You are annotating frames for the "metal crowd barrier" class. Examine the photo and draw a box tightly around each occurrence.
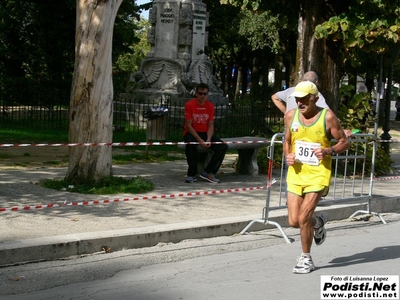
[240,133,386,243]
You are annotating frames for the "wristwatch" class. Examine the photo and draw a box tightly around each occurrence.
[331,147,336,155]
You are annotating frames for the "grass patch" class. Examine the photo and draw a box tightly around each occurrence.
[41,176,154,195]
[0,125,183,154]
[0,126,69,143]
[0,125,145,144]
[0,153,12,159]
[0,125,185,166]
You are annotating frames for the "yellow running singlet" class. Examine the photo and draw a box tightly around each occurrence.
[286,108,332,187]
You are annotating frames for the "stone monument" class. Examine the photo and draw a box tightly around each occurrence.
[129,0,226,104]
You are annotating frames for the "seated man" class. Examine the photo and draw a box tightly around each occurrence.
[183,83,228,183]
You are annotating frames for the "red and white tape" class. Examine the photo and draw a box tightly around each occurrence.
[373,175,400,181]
[0,180,276,212]
[377,139,400,143]
[0,137,399,148]
[0,140,270,148]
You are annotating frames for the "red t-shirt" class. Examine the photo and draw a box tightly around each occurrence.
[183,99,215,135]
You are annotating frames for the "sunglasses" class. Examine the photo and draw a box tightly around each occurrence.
[197,92,208,96]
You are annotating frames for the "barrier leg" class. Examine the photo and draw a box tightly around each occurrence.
[349,210,387,225]
[349,197,387,224]
[240,218,292,244]
[240,134,292,243]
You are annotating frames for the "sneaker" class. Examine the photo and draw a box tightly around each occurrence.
[185,176,197,183]
[314,213,327,246]
[199,171,220,183]
[293,255,316,274]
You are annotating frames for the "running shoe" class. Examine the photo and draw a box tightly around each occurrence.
[199,171,220,183]
[293,255,316,274]
[185,176,197,183]
[314,213,327,246]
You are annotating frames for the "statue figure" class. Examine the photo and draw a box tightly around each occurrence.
[129,71,149,90]
[127,0,226,105]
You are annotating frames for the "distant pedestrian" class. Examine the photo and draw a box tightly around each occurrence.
[395,96,400,121]
[183,83,228,184]
[271,71,329,114]
[284,81,349,274]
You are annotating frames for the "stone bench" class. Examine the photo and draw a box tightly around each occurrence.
[178,137,269,176]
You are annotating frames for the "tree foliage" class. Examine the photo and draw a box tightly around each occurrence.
[220,0,261,10]
[0,0,76,108]
[114,17,150,93]
[314,0,400,68]
[238,10,284,53]
[0,0,75,80]
[0,0,143,107]
[220,0,400,85]
[206,0,297,99]
[203,0,249,98]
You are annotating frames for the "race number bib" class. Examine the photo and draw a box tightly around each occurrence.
[295,140,321,166]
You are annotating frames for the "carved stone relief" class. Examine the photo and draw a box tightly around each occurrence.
[178,29,192,46]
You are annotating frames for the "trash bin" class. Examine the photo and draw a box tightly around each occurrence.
[143,106,168,140]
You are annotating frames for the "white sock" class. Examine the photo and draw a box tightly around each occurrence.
[314,216,322,229]
[301,253,311,258]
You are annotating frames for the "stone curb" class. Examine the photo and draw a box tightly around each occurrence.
[0,197,399,267]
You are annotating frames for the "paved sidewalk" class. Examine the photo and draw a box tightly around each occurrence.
[1,102,400,266]
[1,150,400,266]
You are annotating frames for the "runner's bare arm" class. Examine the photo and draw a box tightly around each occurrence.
[326,110,350,155]
[284,109,296,165]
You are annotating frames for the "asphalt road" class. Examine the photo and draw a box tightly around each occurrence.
[0,212,399,300]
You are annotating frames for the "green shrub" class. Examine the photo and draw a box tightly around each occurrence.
[338,85,391,175]
[337,86,375,132]
[42,176,154,195]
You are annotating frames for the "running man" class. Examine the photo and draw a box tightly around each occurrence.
[284,81,349,274]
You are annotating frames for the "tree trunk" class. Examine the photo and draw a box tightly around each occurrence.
[65,0,123,184]
[235,67,242,98]
[241,60,249,97]
[274,60,284,91]
[296,0,342,113]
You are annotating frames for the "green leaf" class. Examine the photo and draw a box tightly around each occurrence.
[347,37,358,48]
[353,28,364,39]
[251,0,259,10]
[340,19,349,32]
